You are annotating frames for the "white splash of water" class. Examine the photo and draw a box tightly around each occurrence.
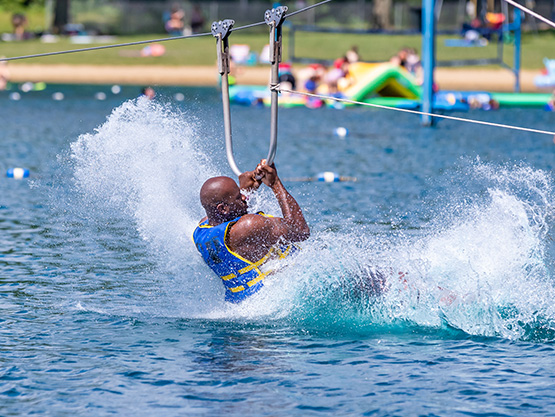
[410,163,555,340]
[70,98,223,313]
[215,161,555,341]
[68,101,555,340]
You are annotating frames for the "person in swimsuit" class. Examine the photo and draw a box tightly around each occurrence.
[193,160,310,302]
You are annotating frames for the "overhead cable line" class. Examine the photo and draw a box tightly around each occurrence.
[276,87,555,136]
[230,21,267,32]
[0,32,212,62]
[286,0,333,18]
[503,0,555,29]
[228,0,333,32]
[0,0,333,63]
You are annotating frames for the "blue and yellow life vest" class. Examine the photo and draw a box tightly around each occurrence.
[192,213,298,303]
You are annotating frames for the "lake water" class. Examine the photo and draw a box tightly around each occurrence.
[1,84,554,416]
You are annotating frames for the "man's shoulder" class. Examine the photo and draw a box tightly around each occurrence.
[231,213,278,238]
[196,216,208,226]
[234,213,270,228]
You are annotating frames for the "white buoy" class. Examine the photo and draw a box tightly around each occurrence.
[317,171,340,182]
[174,93,185,102]
[9,92,21,101]
[6,168,30,179]
[20,82,34,93]
[111,85,121,94]
[334,127,348,138]
[94,92,107,100]
[52,92,64,101]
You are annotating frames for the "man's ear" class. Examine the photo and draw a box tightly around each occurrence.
[216,203,229,215]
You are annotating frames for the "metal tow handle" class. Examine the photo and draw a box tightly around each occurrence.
[211,8,287,178]
[264,6,287,167]
[211,19,241,176]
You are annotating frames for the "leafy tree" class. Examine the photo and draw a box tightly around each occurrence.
[0,0,43,11]
[53,0,69,33]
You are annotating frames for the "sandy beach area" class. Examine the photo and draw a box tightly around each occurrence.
[7,63,544,92]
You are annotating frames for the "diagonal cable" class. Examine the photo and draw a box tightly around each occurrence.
[276,87,555,136]
[503,0,555,29]
[287,0,334,18]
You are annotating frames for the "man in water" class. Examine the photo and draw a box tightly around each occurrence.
[193,160,310,303]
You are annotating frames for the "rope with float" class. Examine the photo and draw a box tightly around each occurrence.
[275,88,555,136]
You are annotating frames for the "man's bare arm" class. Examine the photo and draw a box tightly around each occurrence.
[238,170,261,191]
[227,214,281,262]
[255,162,310,242]
[228,162,309,262]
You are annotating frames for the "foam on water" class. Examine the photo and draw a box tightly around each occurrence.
[69,98,223,313]
[69,100,555,341]
[209,168,555,341]
[278,161,555,341]
[418,162,555,340]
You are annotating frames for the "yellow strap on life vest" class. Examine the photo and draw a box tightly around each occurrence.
[230,272,267,293]
[273,244,293,259]
[246,273,266,288]
[237,247,275,275]
[221,273,236,281]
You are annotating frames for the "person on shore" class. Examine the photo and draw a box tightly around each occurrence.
[165,4,186,35]
[325,57,350,96]
[193,160,310,303]
[301,63,325,108]
[11,13,28,41]
[190,5,205,34]
[278,62,296,91]
[390,47,422,84]
[346,45,360,64]
[390,48,410,69]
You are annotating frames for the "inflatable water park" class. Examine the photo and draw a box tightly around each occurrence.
[228,2,553,113]
[230,61,553,111]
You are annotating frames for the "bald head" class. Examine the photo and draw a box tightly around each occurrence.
[200,176,248,223]
[200,176,237,207]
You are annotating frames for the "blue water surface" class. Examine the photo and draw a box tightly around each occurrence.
[1,84,554,416]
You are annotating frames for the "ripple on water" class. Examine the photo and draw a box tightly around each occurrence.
[0,88,554,416]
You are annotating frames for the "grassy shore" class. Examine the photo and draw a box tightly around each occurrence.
[3,31,554,69]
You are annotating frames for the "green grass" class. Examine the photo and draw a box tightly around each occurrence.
[287,30,555,69]
[2,29,553,69]
[0,5,47,34]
